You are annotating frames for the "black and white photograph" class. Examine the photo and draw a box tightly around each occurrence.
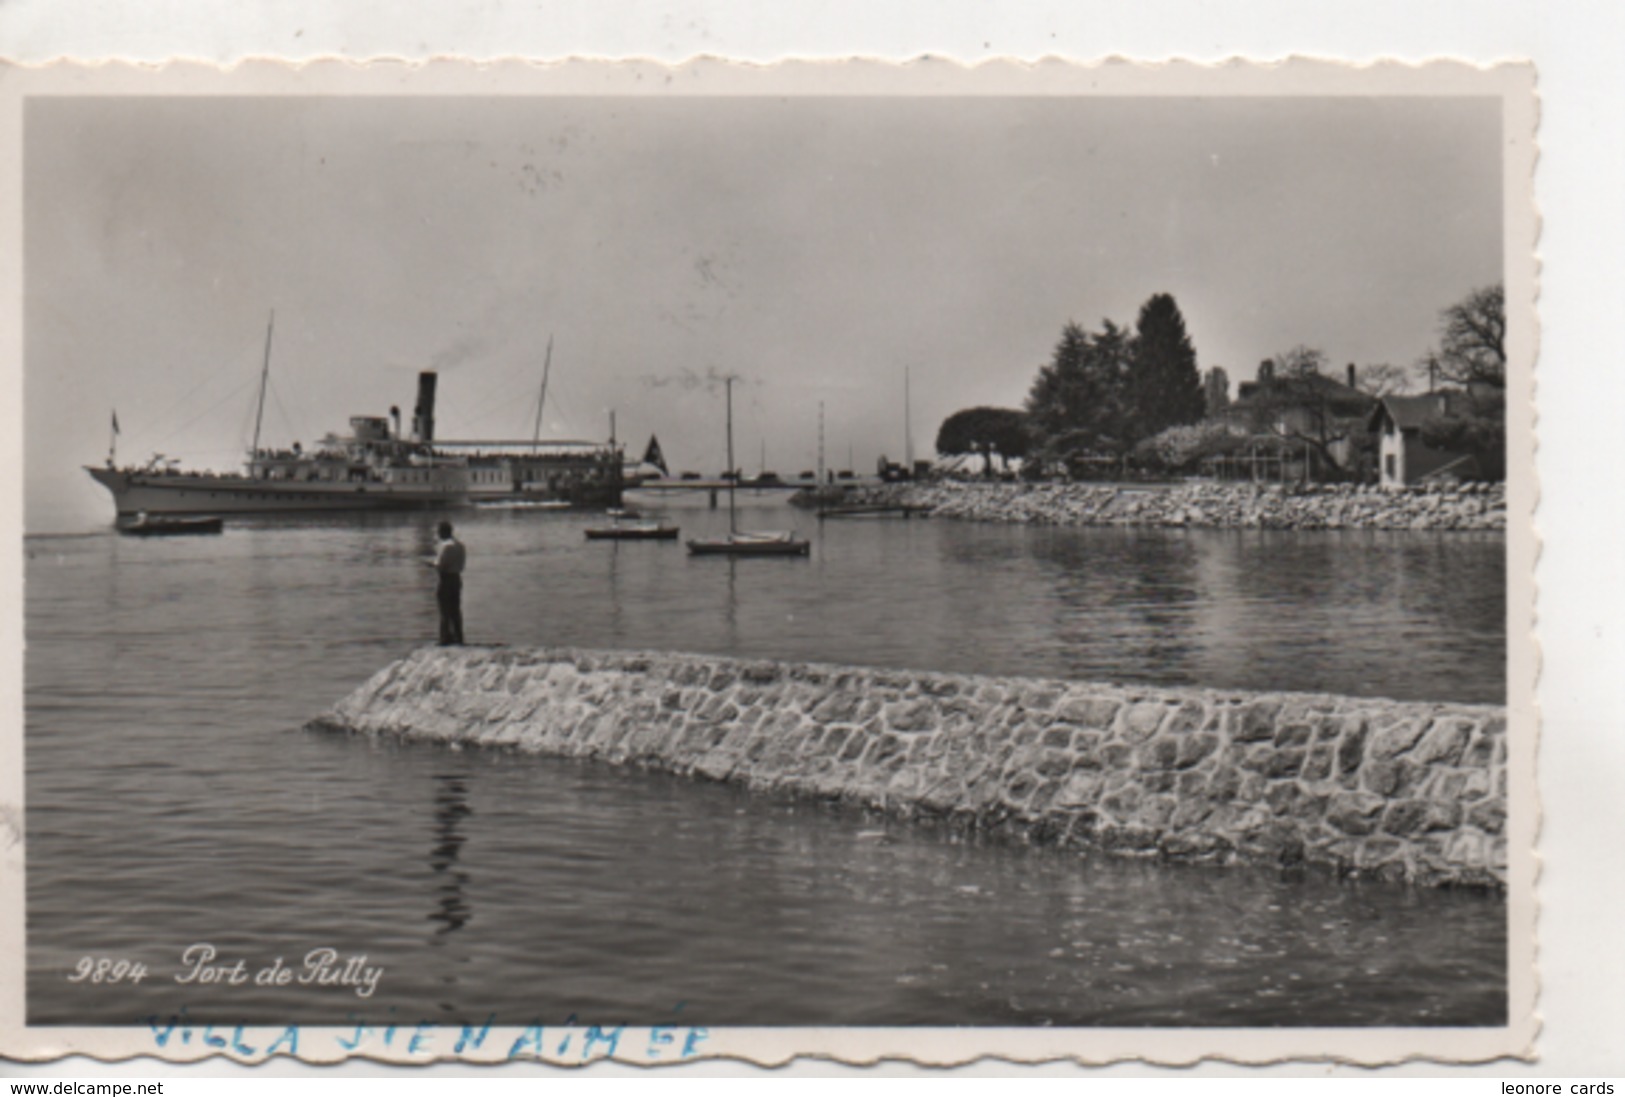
[3,59,1536,1065]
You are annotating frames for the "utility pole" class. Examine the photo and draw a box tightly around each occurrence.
[904,367,914,472]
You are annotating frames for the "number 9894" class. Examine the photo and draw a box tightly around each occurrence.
[67,956,149,984]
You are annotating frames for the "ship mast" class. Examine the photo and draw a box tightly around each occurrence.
[250,310,275,463]
[531,334,553,453]
[817,401,825,486]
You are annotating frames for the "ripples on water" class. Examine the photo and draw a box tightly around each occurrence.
[24,503,1507,1025]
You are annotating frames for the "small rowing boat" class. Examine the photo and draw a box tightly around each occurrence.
[119,514,225,536]
[686,529,809,556]
[472,498,573,510]
[584,522,680,541]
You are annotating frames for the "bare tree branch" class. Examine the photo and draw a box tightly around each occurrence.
[1434,284,1506,388]
[1354,363,1410,397]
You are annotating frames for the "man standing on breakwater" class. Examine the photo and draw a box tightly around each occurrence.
[426,520,466,646]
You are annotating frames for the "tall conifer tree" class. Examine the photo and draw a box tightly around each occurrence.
[1025,320,1133,453]
[1129,293,1205,439]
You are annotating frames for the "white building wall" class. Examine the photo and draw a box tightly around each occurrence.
[1378,418,1407,488]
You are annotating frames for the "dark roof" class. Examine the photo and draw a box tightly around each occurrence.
[1222,373,1378,425]
[1296,372,1367,400]
[1369,392,1472,432]
[1232,371,1373,416]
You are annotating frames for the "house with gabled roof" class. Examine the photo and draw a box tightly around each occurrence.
[1217,361,1377,479]
[1367,391,1481,488]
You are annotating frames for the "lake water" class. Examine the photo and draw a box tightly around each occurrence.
[24,499,1507,1026]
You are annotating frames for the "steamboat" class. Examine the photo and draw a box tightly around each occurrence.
[86,323,624,518]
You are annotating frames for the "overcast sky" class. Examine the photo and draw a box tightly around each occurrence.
[25,94,1502,531]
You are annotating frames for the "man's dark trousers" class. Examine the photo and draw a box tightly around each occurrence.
[437,573,464,645]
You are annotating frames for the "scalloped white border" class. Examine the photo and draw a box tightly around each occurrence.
[0,56,1539,1069]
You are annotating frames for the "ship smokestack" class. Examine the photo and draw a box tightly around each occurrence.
[412,372,437,444]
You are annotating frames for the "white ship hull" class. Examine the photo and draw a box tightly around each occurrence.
[85,467,467,517]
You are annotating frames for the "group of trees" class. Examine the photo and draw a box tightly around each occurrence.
[1025,293,1206,471]
[934,282,1507,483]
[937,292,1206,475]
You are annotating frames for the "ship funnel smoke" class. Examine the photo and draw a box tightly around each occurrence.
[637,366,752,395]
[413,372,437,443]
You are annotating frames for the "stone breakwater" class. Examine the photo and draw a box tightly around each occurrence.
[312,647,1507,889]
[848,480,1506,531]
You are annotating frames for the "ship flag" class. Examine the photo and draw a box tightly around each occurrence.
[111,410,120,435]
[642,434,669,475]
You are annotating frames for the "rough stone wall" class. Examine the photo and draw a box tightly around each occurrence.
[313,646,1508,889]
[847,480,1506,531]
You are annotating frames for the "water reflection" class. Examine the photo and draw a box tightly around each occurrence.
[1036,530,1204,676]
[597,540,627,645]
[722,560,741,648]
[428,773,473,937]
[980,526,1507,701]
[52,502,1502,701]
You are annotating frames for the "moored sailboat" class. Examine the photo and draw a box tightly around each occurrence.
[685,377,810,557]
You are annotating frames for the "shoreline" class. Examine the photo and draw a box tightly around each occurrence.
[840,480,1506,532]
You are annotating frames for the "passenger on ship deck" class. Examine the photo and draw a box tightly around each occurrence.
[426,520,466,646]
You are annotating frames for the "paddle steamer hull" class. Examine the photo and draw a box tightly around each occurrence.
[85,466,468,517]
[85,368,623,519]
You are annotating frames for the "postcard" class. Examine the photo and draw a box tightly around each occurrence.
[0,57,1536,1066]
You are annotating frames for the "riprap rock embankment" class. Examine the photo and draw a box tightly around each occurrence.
[847,481,1505,531]
[312,647,1507,889]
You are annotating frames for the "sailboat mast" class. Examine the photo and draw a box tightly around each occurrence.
[725,376,737,533]
[531,335,553,453]
[250,310,275,462]
[817,401,825,485]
